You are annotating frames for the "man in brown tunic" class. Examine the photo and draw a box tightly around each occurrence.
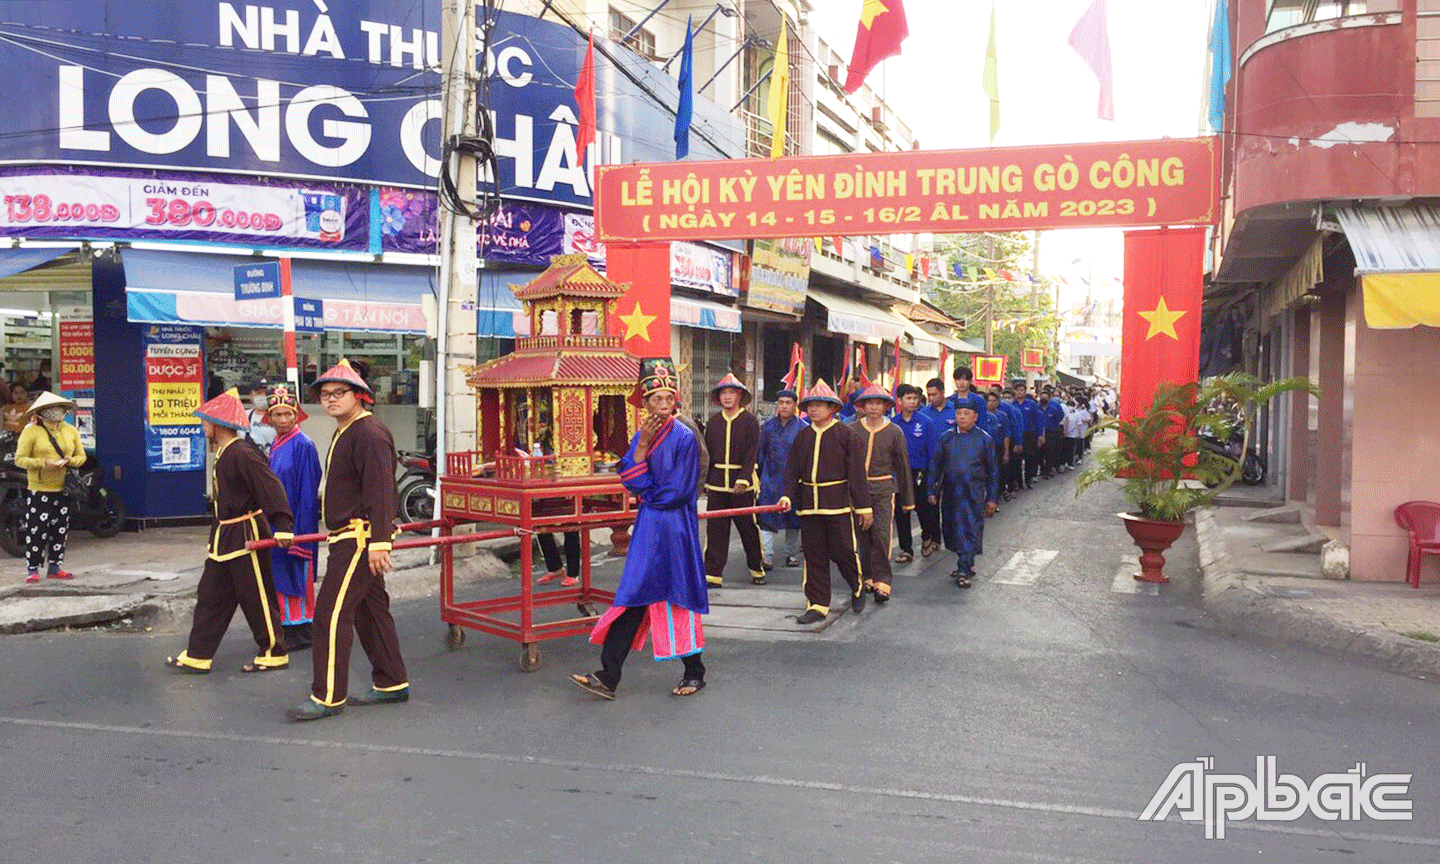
[848,385,915,603]
[779,380,872,625]
[166,388,294,675]
[287,359,409,722]
[703,373,765,586]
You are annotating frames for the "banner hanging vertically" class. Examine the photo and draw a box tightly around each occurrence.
[1120,227,1206,421]
[143,324,206,472]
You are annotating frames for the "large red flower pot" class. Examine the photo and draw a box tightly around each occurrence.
[1119,513,1186,584]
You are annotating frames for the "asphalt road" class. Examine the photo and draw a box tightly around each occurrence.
[1,466,1437,864]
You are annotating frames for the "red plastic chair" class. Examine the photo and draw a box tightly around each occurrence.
[1394,501,1440,588]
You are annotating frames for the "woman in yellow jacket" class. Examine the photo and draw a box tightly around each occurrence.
[14,392,85,583]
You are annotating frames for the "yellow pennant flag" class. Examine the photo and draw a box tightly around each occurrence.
[982,2,1000,144]
[768,28,790,160]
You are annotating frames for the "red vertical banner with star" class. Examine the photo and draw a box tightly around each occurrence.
[606,241,671,358]
[1120,227,1205,422]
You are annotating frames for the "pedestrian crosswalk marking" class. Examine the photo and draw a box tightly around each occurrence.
[990,549,1059,585]
[1111,555,1160,595]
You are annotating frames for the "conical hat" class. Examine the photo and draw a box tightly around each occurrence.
[853,384,895,408]
[26,391,77,417]
[710,372,752,406]
[194,387,249,430]
[798,379,843,408]
[310,358,374,404]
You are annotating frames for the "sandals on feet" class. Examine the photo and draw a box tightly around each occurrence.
[672,678,706,697]
[241,662,287,673]
[892,551,913,564]
[537,570,564,585]
[569,672,616,700]
[164,655,210,674]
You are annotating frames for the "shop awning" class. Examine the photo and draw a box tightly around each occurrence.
[897,318,940,358]
[1336,205,1440,329]
[809,288,906,344]
[0,247,73,280]
[121,249,429,334]
[671,296,741,333]
[931,332,985,355]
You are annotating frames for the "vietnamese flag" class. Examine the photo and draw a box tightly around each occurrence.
[844,0,909,94]
[1119,228,1206,422]
[607,242,671,358]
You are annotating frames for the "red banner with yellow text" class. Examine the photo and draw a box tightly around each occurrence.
[596,138,1218,243]
[1120,228,1206,422]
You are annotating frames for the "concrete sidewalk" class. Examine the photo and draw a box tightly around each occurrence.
[1196,503,1440,680]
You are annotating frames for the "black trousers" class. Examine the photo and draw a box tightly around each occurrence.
[1008,441,1024,493]
[704,488,763,583]
[895,469,939,554]
[994,441,1010,494]
[538,532,581,577]
[1043,432,1064,475]
[1023,433,1041,485]
[185,552,287,669]
[310,538,408,707]
[799,513,863,614]
[599,605,704,690]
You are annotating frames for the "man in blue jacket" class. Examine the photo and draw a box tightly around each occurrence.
[920,377,954,431]
[998,389,1024,498]
[1039,387,1066,479]
[984,390,1012,503]
[946,366,988,419]
[1012,380,1044,489]
[891,384,941,561]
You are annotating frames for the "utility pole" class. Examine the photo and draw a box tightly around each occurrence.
[434,0,479,515]
[984,234,996,354]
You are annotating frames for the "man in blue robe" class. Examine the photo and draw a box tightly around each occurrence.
[757,389,804,568]
[928,402,999,589]
[264,384,321,650]
[572,358,708,700]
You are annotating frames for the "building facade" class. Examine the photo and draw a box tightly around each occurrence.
[1210,0,1439,582]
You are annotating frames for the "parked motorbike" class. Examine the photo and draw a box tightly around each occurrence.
[0,432,126,558]
[396,448,436,528]
[1200,429,1266,486]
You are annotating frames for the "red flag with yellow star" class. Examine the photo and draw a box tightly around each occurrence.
[607,241,671,358]
[1120,228,1205,422]
[844,0,909,94]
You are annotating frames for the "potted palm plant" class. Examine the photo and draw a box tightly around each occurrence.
[1075,373,1318,583]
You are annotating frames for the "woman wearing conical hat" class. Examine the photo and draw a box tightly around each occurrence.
[13,392,85,583]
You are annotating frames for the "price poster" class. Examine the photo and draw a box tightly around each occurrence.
[143,324,205,472]
[58,315,95,391]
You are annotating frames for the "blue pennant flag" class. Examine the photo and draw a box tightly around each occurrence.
[674,17,695,159]
[1207,0,1232,133]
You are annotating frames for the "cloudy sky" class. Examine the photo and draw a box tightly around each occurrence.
[806,0,1215,304]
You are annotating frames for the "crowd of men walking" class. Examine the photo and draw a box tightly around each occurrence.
[155,353,1114,709]
[699,363,1112,616]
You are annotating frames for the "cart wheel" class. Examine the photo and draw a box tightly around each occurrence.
[446,624,466,650]
[519,643,541,673]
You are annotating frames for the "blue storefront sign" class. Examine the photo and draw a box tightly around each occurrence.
[0,4,743,205]
[234,261,281,300]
